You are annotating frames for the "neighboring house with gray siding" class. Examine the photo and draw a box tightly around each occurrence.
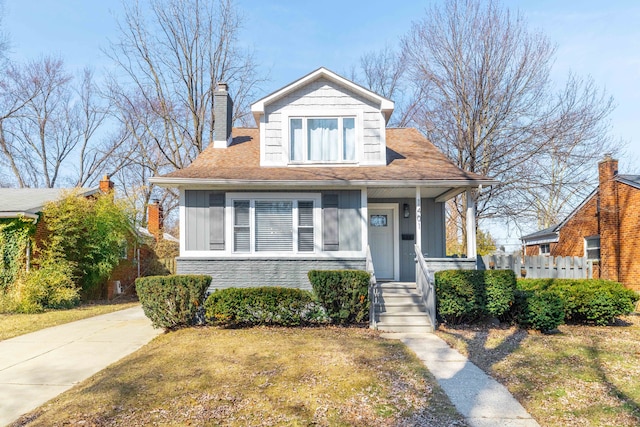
[150,67,495,291]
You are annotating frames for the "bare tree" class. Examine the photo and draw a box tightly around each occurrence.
[401,0,616,237]
[104,0,264,171]
[0,57,77,187]
[353,45,422,127]
[73,69,133,187]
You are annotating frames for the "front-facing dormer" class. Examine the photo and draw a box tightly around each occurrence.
[250,67,394,167]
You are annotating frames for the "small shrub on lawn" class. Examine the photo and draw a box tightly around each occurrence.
[435,270,516,323]
[511,289,565,332]
[7,259,80,313]
[136,275,210,330]
[518,279,638,325]
[308,270,370,325]
[485,270,517,318]
[204,287,327,327]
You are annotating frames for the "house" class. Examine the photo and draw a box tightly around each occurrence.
[521,154,640,291]
[0,185,103,275]
[150,68,496,291]
[0,177,177,299]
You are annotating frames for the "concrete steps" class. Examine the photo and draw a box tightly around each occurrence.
[373,282,434,333]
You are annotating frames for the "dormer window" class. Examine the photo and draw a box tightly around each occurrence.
[290,117,355,162]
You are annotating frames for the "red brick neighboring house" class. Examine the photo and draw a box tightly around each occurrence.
[0,176,176,299]
[521,155,640,291]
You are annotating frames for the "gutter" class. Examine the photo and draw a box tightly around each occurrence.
[0,212,39,220]
[149,177,500,189]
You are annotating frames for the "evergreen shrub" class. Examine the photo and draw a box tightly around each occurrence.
[511,288,564,332]
[136,274,210,330]
[204,287,327,327]
[434,269,516,323]
[518,279,638,325]
[308,270,370,325]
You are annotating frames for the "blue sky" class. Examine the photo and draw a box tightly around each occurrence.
[4,0,639,245]
[4,1,638,165]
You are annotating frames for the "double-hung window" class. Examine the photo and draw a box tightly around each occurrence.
[585,236,600,260]
[539,243,550,255]
[290,117,355,162]
[231,195,319,254]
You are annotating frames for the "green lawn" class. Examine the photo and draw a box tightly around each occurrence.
[12,327,466,427]
[437,314,640,426]
[0,300,140,341]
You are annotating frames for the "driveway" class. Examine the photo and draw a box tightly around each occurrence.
[0,306,161,426]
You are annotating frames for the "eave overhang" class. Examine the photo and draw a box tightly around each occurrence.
[150,176,498,189]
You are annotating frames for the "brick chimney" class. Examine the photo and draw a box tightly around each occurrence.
[99,174,114,193]
[213,82,233,148]
[598,153,619,281]
[147,199,164,241]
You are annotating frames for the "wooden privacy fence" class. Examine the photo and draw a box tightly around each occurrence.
[480,254,593,279]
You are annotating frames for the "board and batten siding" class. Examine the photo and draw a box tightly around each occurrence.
[184,189,362,253]
[368,198,446,282]
[262,78,385,165]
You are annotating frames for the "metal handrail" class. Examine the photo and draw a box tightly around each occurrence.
[415,244,437,329]
[366,245,378,328]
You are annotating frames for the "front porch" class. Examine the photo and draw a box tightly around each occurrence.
[366,185,479,282]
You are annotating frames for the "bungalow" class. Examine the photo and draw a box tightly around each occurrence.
[150,67,495,292]
[522,154,640,291]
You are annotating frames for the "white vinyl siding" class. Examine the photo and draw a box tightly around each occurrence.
[260,78,385,166]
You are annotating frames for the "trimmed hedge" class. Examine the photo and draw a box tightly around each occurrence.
[511,289,565,332]
[204,287,327,327]
[518,279,639,326]
[435,270,516,323]
[308,270,370,325]
[136,275,211,330]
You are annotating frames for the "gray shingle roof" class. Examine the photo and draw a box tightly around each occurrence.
[0,188,99,218]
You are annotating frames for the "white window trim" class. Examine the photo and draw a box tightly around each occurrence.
[539,243,550,256]
[584,235,601,261]
[226,192,322,257]
[180,190,369,259]
[283,109,363,166]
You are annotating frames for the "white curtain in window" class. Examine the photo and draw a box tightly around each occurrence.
[290,118,304,161]
[343,117,355,160]
[308,118,338,161]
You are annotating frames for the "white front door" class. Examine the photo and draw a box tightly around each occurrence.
[368,205,398,280]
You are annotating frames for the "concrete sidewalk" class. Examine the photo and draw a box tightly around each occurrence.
[0,306,161,426]
[382,332,540,427]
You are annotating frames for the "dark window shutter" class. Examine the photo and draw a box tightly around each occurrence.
[209,192,225,250]
[323,193,339,251]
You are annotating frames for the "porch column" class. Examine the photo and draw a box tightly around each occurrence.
[416,187,422,252]
[466,188,477,259]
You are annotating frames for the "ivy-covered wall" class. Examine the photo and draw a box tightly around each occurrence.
[0,218,35,290]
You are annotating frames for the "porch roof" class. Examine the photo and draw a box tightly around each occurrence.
[152,128,496,196]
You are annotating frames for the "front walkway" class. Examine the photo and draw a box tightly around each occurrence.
[0,306,161,426]
[382,332,540,427]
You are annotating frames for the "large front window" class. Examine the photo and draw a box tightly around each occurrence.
[232,196,318,253]
[290,117,355,162]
